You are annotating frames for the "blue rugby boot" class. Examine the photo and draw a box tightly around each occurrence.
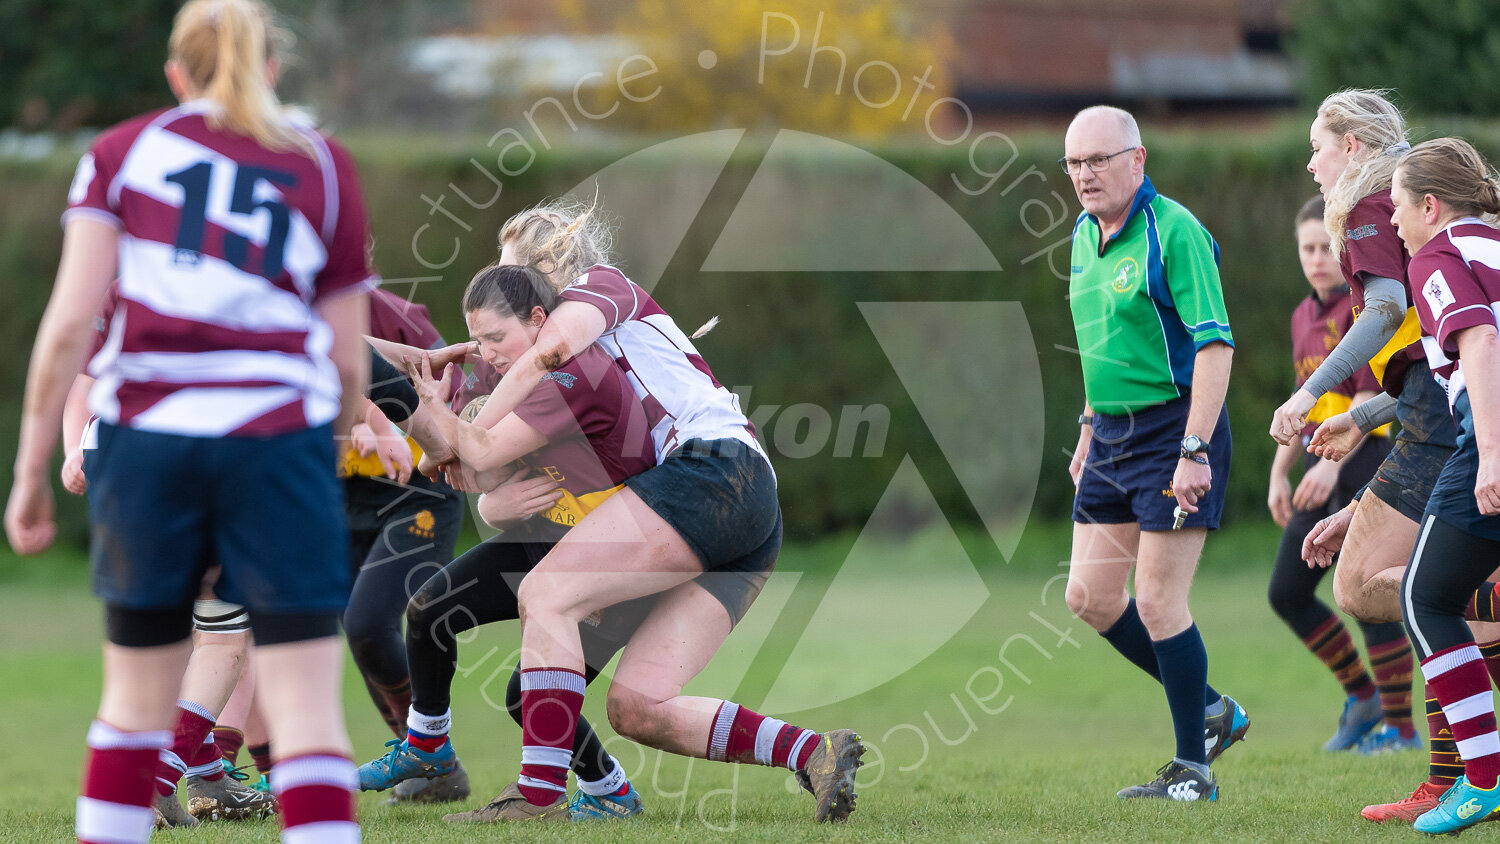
[569,784,643,820]
[1324,693,1383,752]
[1414,775,1500,834]
[1355,725,1424,755]
[1204,694,1250,764]
[358,737,456,791]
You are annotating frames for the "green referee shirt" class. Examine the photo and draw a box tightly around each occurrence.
[1069,176,1233,414]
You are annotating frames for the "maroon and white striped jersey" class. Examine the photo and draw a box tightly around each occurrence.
[65,100,378,437]
[558,265,766,465]
[1412,219,1500,410]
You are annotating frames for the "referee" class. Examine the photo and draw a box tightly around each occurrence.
[1060,106,1249,802]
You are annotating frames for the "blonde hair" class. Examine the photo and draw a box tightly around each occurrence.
[1396,138,1500,223]
[169,0,311,156]
[497,199,614,291]
[1317,89,1409,253]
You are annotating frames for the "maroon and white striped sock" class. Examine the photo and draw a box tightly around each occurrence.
[212,726,244,765]
[1422,643,1500,789]
[186,731,226,781]
[707,702,820,771]
[156,700,215,794]
[271,753,358,843]
[517,667,585,806]
[77,721,168,844]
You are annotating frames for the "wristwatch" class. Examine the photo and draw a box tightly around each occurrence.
[1078,414,1094,427]
[1180,435,1209,463]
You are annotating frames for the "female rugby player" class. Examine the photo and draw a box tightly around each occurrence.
[6,2,373,840]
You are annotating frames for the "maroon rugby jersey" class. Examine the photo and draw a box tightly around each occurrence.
[1341,190,1423,388]
[558,264,763,463]
[510,344,655,528]
[66,100,378,436]
[1291,287,1380,435]
[1410,219,1500,411]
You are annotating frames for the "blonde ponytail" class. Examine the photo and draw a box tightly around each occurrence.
[170,0,313,156]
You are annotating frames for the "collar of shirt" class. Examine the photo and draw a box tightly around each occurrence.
[1086,175,1158,252]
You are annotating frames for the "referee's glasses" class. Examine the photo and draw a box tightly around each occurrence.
[1059,147,1139,176]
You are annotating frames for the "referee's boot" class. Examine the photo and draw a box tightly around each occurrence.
[1204,694,1250,763]
[358,737,456,791]
[1117,760,1218,802]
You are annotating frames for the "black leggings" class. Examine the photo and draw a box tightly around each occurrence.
[1268,441,1393,638]
[405,535,624,783]
[343,487,464,690]
[1403,515,1500,660]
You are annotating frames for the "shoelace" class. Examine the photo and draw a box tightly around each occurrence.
[222,762,256,783]
[378,738,406,773]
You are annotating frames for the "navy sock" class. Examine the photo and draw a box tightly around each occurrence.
[1153,625,1211,765]
[1100,600,1220,706]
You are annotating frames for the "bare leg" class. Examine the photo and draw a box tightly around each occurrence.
[1334,493,1418,623]
[1064,522,1141,631]
[253,637,351,760]
[605,582,733,756]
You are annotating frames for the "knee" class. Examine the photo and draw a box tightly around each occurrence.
[1064,578,1123,631]
[1133,593,1183,637]
[517,576,572,625]
[605,685,660,745]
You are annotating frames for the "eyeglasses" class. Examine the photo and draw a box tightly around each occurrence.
[1058,147,1139,176]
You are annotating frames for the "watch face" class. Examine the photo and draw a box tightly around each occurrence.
[1182,435,1203,454]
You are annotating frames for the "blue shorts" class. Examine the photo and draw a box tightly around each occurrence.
[625,438,780,625]
[1072,396,1232,531]
[1367,361,1458,522]
[1426,394,1500,542]
[88,423,350,615]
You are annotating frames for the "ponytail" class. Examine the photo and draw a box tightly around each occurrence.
[169,0,313,156]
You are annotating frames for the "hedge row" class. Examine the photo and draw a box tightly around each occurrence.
[5,119,1496,551]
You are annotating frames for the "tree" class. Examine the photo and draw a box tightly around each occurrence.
[567,0,953,136]
[1290,0,1500,115]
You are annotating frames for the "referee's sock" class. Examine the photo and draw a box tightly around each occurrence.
[1152,625,1210,766]
[1102,600,1221,708]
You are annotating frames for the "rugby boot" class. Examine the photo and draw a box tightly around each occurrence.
[153,791,199,829]
[184,772,277,820]
[1414,776,1500,834]
[1204,694,1250,764]
[384,760,471,805]
[1354,725,1423,755]
[1361,781,1446,823]
[442,781,569,822]
[1117,760,1217,802]
[358,737,456,791]
[1324,693,1383,751]
[569,784,644,820]
[803,729,864,822]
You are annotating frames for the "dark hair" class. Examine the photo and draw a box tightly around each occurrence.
[1295,195,1325,228]
[462,264,557,321]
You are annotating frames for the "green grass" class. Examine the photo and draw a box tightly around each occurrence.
[0,522,1444,842]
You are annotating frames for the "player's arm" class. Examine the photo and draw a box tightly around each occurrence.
[367,334,476,373]
[1459,324,1500,515]
[60,374,95,495]
[1272,275,1405,443]
[467,300,608,430]
[6,218,118,554]
[316,291,371,439]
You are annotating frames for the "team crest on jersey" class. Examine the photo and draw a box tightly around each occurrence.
[543,372,577,389]
[1347,224,1379,241]
[1111,257,1140,293]
[1422,269,1457,314]
[408,510,436,539]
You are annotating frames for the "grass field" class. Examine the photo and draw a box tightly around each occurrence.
[0,521,1452,842]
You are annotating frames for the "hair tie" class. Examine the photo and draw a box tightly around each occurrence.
[1386,141,1411,155]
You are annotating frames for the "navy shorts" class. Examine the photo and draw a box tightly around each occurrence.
[1072,396,1232,531]
[88,423,350,615]
[1367,361,1458,522]
[625,438,780,626]
[1425,393,1500,542]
